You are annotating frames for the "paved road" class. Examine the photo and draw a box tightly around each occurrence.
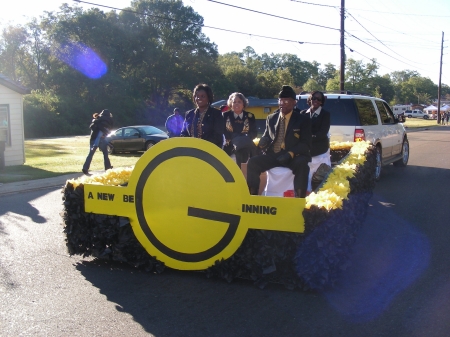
[1,128,450,336]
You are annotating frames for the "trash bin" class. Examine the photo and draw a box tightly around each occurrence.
[0,140,5,170]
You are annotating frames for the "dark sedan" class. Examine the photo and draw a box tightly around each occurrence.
[106,125,168,154]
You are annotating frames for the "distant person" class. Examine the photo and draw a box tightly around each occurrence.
[223,92,258,168]
[246,85,312,198]
[180,83,224,147]
[165,108,184,137]
[82,109,113,175]
[300,91,331,193]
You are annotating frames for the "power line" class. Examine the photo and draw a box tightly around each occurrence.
[206,0,339,31]
[345,31,432,73]
[346,10,430,65]
[346,6,450,18]
[345,44,395,72]
[289,0,337,8]
[289,0,450,18]
[72,0,338,47]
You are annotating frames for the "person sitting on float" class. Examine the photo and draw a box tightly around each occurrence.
[300,91,331,193]
[246,85,312,198]
[223,92,258,168]
[180,83,224,147]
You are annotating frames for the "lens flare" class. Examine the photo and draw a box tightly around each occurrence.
[322,196,430,323]
[55,41,107,79]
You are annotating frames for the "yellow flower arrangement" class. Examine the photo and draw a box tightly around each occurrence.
[305,141,370,211]
[68,166,134,189]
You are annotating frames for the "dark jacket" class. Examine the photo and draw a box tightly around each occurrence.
[262,107,311,159]
[301,108,330,156]
[180,106,224,147]
[89,113,113,142]
[223,110,257,151]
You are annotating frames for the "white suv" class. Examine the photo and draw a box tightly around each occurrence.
[404,110,431,119]
[296,93,409,180]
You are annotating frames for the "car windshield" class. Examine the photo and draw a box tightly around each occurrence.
[138,126,165,135]
[296,96,360,126]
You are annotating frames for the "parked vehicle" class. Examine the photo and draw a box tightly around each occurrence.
[106,125,169,154]
[296,92,409,181]
[404,110,430,119]
[392,104,411,117]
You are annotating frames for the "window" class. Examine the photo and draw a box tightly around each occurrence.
[123,128,139,137]
[263,107,271,114]
[0,105,10,145]
[355,99,379,126]
[376,101,394,124]
[296,97,360,126]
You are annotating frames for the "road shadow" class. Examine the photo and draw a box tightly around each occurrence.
[75,260,334,337]
[0,188,54,225]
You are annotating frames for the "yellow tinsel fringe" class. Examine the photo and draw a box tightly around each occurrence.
[68,166,134,189]
[305,141,370,211]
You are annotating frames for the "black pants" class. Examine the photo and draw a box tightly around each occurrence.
[247,150,310,192]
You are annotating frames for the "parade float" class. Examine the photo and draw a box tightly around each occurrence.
[62,138,376,290]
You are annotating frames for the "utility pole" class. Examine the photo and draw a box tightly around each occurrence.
[437,31,444,124]
[340,0,345,92]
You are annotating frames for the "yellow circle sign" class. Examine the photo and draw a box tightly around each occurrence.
[84,138,305,270]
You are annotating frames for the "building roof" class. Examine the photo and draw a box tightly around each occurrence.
[0,74,31,95]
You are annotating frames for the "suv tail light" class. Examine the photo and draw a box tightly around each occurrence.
[354,129,365,142]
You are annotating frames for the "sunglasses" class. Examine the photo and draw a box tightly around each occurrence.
[311,97,322,101]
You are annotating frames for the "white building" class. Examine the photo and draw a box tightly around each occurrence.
[0,74,30,167]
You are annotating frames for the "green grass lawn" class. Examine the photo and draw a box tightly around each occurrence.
[402,117,443,128]
[0,136,141,183]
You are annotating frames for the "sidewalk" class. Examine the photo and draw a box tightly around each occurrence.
[0,172,87,196]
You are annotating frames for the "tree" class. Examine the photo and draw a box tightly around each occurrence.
[0,25,29,83]
[303,78,322,92]
[390,70,419,86]
[400,76,437,105]
[316,63,337,89]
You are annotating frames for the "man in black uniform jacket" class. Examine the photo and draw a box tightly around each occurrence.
[246,85,312,198]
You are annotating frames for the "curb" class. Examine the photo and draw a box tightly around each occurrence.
[0,172,85,196]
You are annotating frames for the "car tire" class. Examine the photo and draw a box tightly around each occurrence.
[145,141,155,151]
[423,115,429,120]
[407,115,412,118]
[375,145,382,181]
[393,138,409,167]
[107,144,114,155]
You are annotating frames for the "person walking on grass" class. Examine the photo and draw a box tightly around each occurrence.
[82,109,113,175]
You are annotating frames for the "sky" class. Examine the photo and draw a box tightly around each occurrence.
[1,0,449,85]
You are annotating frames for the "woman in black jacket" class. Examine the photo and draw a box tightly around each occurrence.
[301,91,331,192]
[82,109,113,175]
[223,92,258,168]
[180,83,223,147]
